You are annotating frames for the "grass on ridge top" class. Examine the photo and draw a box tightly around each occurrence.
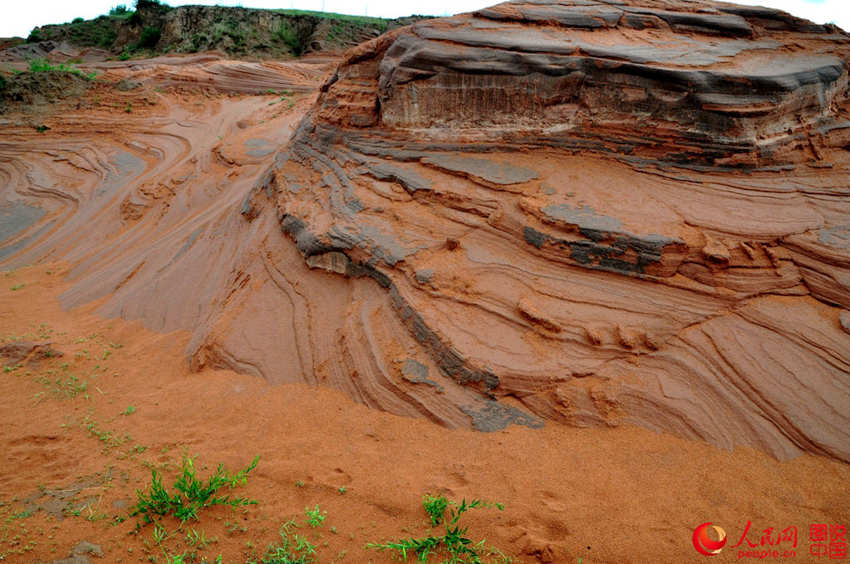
[271,8,393,26]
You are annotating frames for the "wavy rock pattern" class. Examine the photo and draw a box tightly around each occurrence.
[2,0,849,463]
[268,0,850,461]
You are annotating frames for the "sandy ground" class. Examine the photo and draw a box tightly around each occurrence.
[0,263,848,563]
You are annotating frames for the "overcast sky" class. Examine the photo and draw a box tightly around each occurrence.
[0,0,846,38]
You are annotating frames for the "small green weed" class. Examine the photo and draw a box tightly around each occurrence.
[82,417,129,450]
[132,455,259,524]
[255,520,316,564]
[35,373,88,399]
[225,519,247,535]
[367,497,509,563]
[422,493,450,526]
[122,405,136,415]
[11,508,34,519]
[304,505,325,528]
[152,523,168,544]
[185,527,212,549]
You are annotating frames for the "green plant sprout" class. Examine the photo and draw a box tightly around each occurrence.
[132,455,259,524]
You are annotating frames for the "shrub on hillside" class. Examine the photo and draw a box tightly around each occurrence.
[137,26,161,49]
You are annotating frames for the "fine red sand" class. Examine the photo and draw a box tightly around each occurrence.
[1,264,848,563]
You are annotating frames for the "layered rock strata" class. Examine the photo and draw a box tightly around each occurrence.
[256,0,850,461]
[2,0,849,463]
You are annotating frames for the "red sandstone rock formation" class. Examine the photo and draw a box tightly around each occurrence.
[265,0,850,461]
[2,0,849,463]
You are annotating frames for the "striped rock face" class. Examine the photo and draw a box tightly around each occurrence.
[265,0,850,460]
[2,0,849,463]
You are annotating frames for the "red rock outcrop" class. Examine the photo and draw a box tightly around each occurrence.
[2,1,849,464]
[259,0,850,461]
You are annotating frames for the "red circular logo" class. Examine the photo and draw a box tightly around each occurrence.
[693,522,727,556]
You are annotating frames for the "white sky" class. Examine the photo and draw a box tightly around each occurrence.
[0,0,846,38]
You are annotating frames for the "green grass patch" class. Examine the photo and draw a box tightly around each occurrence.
[273,9,388,29]
[132,455,259,524]
[367,495,511,563]
[304,504,325,528]
[422,493,450,526]
[34,373,88,400]
[275,22,307,56]
[254,519,316,564]
[25,58,97,80]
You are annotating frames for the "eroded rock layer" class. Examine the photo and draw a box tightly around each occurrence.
[1,0,849,464]
[260,0,850,461]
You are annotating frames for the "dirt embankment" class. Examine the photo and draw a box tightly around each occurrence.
[0,71,91,112]
[17,2,431,59]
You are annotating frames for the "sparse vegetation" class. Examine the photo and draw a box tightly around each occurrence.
[135,0,166,8]
[82,416,130,451]
[423,493,450,526]
[304,505,326,528]
[273,8,389,30]
[23,4,413,59]
[136,26,162,49]
[33,15,121,49]
[275,22,308,57]
[132,455,259,524]
[34,373,87,400]
[253,520,316,564]
[28,59,59,73]
[25,58,96,81]
[185,527,212,549]
[367,496,510,563]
